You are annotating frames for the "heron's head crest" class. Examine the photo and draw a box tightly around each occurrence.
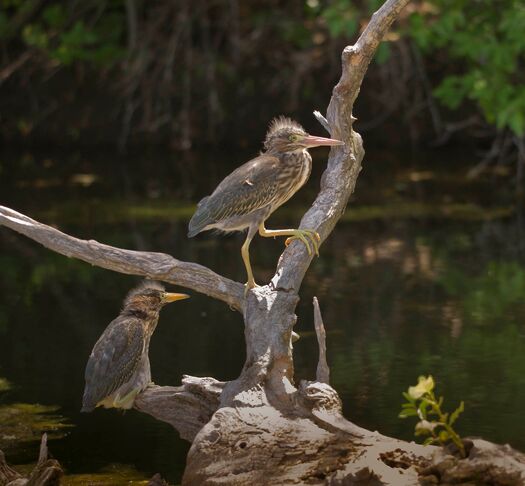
[264,116,307,152]
[264,115,344,153]
[266,116,305,138]
[123,280,165,308]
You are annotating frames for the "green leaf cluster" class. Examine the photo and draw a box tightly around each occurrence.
[321,0,359,38]
[4,2,125,66]
[400,375,466,456]
[319,0,391,64]
[409,0,525,136]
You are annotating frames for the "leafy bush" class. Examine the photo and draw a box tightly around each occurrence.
[409,0,525,137]
[2,2,125,66]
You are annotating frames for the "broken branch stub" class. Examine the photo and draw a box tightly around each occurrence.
[313,297,330,385]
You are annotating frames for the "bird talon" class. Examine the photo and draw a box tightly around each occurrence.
[285,229,322,257]
[306,230,320,256]
[244,281,259,296]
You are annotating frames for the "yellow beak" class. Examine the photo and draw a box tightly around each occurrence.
[163,292,190,303]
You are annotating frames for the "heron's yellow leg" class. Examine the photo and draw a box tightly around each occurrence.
[242,235,257,293]
[113,388,140,409]
[258,224,320,256]
[97,388,139,410]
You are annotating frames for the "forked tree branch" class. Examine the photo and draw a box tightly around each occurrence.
[0,2,410,471]
[272,0,409,292]
[0,206,244,311]
[0,3,407,312]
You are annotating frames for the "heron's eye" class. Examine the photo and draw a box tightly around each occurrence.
[289,134,299,142]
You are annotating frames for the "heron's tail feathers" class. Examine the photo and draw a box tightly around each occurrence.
[188,196,213,237]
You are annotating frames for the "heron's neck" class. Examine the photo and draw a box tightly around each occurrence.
[270,147,306,160]
[279,148,311,165]
[123,305,160,323]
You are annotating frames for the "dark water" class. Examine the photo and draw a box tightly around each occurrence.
[1,147,525,483]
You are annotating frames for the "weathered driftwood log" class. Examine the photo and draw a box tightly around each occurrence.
[0,434,63,486]
[0,450,22,486]
[2,0,525,484]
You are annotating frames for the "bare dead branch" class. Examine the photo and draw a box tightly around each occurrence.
[313,110,331,133]
[313,297,330,384]
[272,0,409,293]
[0,50,34,84]
[0,206,244,311]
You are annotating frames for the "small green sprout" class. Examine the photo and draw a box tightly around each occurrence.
[399,375,466,458]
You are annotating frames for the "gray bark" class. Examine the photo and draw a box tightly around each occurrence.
[0,206,244,311]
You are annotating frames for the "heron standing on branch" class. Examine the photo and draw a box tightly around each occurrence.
[188,116,343,290]
[81,281,189,412]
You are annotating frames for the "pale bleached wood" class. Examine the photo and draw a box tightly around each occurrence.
[313,297,330,385]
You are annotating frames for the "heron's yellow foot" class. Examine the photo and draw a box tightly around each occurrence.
[285,229,320,256]
[244,279,259,296]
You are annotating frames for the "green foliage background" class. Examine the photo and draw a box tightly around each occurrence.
[409,0,525,137]
[1,0,524,148]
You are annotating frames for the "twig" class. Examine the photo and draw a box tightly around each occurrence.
[409,40,444,138]
[467,131,509,179]
[313,297,330,384]
[313,110,331,134]
[0,50,34,84]
[0,205,244,311]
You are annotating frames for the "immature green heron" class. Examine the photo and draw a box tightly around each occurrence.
[81,281,189,412]
[188,116,343,289]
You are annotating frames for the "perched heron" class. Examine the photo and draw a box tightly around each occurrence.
[81,281,189,412]
[188,116,343,289]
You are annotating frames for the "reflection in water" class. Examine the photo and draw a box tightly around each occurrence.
[0,147,524,483]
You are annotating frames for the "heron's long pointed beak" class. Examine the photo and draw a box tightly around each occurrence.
[164,292,190,303]
[302,135,344,147]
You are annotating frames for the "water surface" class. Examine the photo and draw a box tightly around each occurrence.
[0,147,524,483]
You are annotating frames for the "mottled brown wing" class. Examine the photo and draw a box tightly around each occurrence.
[188,154,280,234]
[82,316,144,411]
